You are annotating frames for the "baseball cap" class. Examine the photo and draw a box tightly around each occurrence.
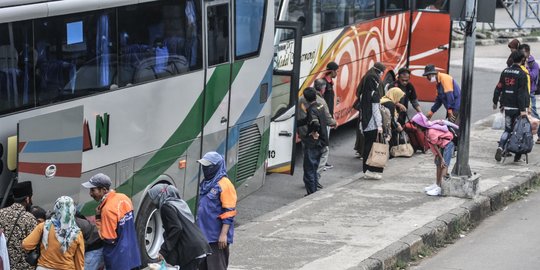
[197,151,223,167]
[82,173,112,189]
[326,61,339,71]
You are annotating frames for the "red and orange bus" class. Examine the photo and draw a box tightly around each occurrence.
[268,0,452,172]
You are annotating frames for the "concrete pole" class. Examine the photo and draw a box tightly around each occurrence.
[452,0,477,177]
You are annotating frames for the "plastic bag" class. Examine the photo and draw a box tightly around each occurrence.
[492,112,504,130]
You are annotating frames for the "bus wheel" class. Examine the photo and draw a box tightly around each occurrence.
[136,193,164,264]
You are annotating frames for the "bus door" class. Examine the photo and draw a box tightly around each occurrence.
[408,0,451,101]
[202,0,232,157]
[17,106,84,208]
[267,21,302,174]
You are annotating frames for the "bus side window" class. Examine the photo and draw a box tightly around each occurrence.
[311,0,375,33]
[118,0,202,86]
[235,0,265,59]
[416,0,449,12]
[0,21,34,115]
[384,0,407,13]
[34,10,117,105]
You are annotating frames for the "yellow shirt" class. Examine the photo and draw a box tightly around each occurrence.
[22,222,85,270]
[520,65,532,108]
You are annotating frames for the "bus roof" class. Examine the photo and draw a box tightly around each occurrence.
[0,0,159,23]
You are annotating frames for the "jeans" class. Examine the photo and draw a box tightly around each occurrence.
[531,94,539,119]
[85,248,104,270]
[498,110,519,149]
[303,146,323,194]
[434,141,455,167]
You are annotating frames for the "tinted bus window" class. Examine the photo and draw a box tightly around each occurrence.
[0,21,34,114]
[207,4,230,66]
[417,0,449,12]
[35,10,117,105]
[235,0,265,59]
[118,0,201,86]
[384,0,408,13]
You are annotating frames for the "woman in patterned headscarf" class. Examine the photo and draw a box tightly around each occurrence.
[23,196,84,270]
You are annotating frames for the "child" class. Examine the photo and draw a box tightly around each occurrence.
[29,205,46,223]
[411,113,456,196]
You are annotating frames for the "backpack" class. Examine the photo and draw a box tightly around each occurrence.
[506,117,534,154]
[380,104,392,135]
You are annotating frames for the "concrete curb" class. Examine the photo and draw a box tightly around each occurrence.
[354,170,540,270]
[451,36,540,48]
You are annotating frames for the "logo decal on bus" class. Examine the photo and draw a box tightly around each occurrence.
[83,113,110,152]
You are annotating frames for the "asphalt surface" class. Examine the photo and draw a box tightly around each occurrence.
[411,187,540,270]
[236,42,540,226]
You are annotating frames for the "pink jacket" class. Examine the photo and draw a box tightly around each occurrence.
[426,128,453,154]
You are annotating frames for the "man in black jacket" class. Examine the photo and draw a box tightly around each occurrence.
[148,184,211,270]
[493,50,530,162]
[297,87,329,195]
[390,67,422,125]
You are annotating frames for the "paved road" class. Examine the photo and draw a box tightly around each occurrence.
[411,188,540,270]
[236,43,540,226]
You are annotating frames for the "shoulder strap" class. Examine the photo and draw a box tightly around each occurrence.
[6,210,25,246]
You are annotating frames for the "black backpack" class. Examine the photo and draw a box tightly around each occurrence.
[506,117,534,154]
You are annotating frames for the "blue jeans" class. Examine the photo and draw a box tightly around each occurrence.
[531,94,539,119]
[435,141,454,167]
[499,110,519,149]
[303,146,323,195]
[85,248,104,270]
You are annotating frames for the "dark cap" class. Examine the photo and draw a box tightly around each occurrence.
[422,64,438,76]
[373,62,386,73]
[13,181,33,199]
[82,173,112,189]
[326,61,339,71]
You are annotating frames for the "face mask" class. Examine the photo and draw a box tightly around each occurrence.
[202,164,219,180]
[430,76,436,83]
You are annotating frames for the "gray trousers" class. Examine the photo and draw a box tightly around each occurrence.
[317,146,329,177]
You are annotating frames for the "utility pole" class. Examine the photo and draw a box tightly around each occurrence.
[452,0,477,177]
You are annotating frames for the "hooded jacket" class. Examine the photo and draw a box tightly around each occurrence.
[525,55,539,94]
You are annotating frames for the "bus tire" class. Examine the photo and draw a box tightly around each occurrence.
[136,192,164,265]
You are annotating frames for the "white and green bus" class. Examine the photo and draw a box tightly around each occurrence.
[0,0,301,263]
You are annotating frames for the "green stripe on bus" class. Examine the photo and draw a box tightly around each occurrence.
[81,61,245,215]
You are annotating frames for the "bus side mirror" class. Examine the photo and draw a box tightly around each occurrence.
[7,136,17,171]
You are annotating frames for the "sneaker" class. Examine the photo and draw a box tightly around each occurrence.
[355,152,361,158]
[536,139,540,144]
[324,163,334,169]
[317,183,324,189]
[495,147,503,162]
[426,186,441,196]
[365,171,382,180]
[364,171,377,179]
[424,183,438,192]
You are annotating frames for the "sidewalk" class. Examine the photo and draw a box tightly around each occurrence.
[229,119,540,270]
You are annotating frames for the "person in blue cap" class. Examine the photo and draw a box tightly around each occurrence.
[196,152,237,270]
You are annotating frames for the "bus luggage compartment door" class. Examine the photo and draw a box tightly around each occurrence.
[267,21,302,175]
[18,106,84,206]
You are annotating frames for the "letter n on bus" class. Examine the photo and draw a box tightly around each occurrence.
[95,113,110,147]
